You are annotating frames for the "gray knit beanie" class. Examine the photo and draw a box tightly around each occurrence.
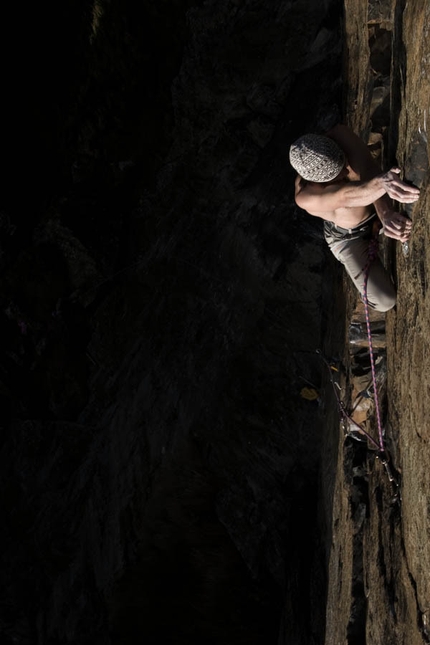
[289,134,345,182]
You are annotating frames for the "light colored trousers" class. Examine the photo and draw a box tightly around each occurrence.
[324,215,396,312]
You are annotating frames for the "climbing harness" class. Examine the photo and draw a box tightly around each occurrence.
[318,227,400,495]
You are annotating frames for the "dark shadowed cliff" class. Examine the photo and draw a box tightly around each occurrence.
[1,1,429,644]
[1,2,344,643]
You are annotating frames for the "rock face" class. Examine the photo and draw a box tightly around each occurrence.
[2,1,427,643]
[324,1,430,643]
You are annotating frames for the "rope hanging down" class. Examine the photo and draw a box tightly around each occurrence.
[361,234,399,487]
[362,236,385,450]
[318,228,399,491]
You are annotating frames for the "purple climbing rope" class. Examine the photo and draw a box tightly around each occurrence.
[318,229,400,489]
[317,350,381,451]
[362,235,385,454]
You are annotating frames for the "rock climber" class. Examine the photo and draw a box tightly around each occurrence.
[289,124,420,311]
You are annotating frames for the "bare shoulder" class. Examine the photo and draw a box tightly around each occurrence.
[294,175,325,204]
[294,176,339,218]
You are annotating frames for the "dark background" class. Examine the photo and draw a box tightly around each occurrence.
[1,1,345,643]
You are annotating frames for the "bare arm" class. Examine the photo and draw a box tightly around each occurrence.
[295,168,419,213]
[325,124,420,241]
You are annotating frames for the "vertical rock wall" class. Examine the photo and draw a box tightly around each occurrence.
[386,0,430,640]
[324,1,430,643]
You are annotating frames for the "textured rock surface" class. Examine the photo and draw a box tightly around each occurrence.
[324,1,430,643]
[387,0,430,639]
[3,1,427,643]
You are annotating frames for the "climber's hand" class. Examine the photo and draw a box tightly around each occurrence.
[380,209,412,242]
